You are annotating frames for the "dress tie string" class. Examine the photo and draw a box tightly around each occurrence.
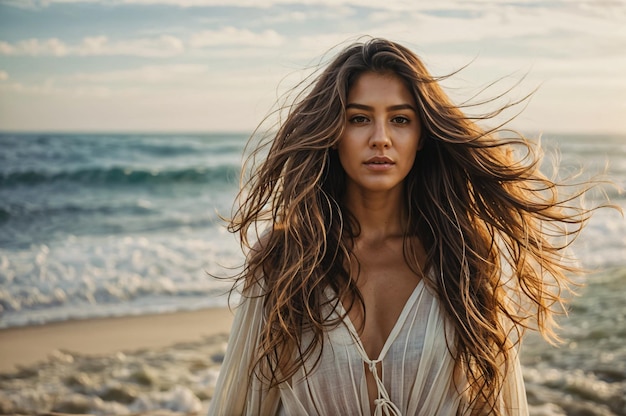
[365,359,402,416]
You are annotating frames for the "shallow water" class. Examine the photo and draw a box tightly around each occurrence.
[521,267,626,415]
[0,333,228,415]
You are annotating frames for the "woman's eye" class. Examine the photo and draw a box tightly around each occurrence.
[349,115,369,124]
[392,116,410,124]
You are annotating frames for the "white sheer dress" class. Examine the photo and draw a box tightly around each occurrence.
[208,279,528,416]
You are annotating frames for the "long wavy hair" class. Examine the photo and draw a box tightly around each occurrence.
[228,38,601,414]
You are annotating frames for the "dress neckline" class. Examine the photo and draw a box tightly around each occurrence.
[335,278,425,363]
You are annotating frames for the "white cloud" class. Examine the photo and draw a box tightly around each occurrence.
[13,0,395,8]
[2,0,44,9]
[364,6,624,47]
[0,35,185,57]
[78,35,185,57]
[10,0,626,18]
[0,28,286,58]
[256,6,355,24]
[189,27,284,48]
[0,70,8,81]
[0,63,285,101]
[0,38,69,56]
[71,64,210,83]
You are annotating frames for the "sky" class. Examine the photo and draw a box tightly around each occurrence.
[0,0,625,134]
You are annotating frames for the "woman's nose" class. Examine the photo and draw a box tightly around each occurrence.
[369,122,391,148]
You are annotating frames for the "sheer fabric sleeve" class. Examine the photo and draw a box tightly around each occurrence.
[208,282,281,416]
[458,344,529,415]
[496,346,528,416]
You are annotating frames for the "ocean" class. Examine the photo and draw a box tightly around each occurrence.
[0,133,244,328]
[0,132,625,414]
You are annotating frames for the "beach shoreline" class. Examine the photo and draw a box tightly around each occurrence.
[0,307,235,374]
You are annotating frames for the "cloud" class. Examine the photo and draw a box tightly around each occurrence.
[78,35,185,57]
[0,61,285,102]
[2,1,622,60]
[0,35,185,57]
[4,0,392,8]
[0,27,285,58]
[0,38,69,56]
[189,27,284,48]
[7,0,626,16]
[71,64,210,83]
[2,0,625,133]
[365,5,625,46]
[255,6,355,24]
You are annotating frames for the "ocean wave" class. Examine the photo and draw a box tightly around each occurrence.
[129,140,244,157]
[1,201,154,219]
[0,165,240,187]
[0,208,9,224]
[0,209,225,249]
[0,231,241,327]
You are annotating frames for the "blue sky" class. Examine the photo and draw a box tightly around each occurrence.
[0,0,625,133]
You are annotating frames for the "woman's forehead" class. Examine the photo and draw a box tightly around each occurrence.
[347,72,416,106]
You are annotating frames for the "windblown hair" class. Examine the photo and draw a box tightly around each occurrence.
[228,38,599,414]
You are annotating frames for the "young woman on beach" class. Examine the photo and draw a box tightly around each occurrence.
[208,38,594,415]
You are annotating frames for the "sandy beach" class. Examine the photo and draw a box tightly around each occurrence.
[0,308,236,415]
[0,307,235,374]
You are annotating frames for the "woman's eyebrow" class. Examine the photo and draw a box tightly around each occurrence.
[346,103,417,112]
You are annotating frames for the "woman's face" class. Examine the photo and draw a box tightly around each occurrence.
[337,71,422,196]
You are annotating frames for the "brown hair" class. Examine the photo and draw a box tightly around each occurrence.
[228,38,605,414]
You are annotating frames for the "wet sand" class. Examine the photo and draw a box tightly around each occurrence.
[0,307,234,374]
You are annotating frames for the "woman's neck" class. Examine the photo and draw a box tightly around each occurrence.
[344,186,406,242]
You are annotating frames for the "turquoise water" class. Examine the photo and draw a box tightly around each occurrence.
[0,133,246,327]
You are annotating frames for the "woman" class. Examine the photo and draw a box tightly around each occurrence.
[209,38,593,415]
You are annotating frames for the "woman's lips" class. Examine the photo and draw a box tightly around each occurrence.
[364,156,395,170]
